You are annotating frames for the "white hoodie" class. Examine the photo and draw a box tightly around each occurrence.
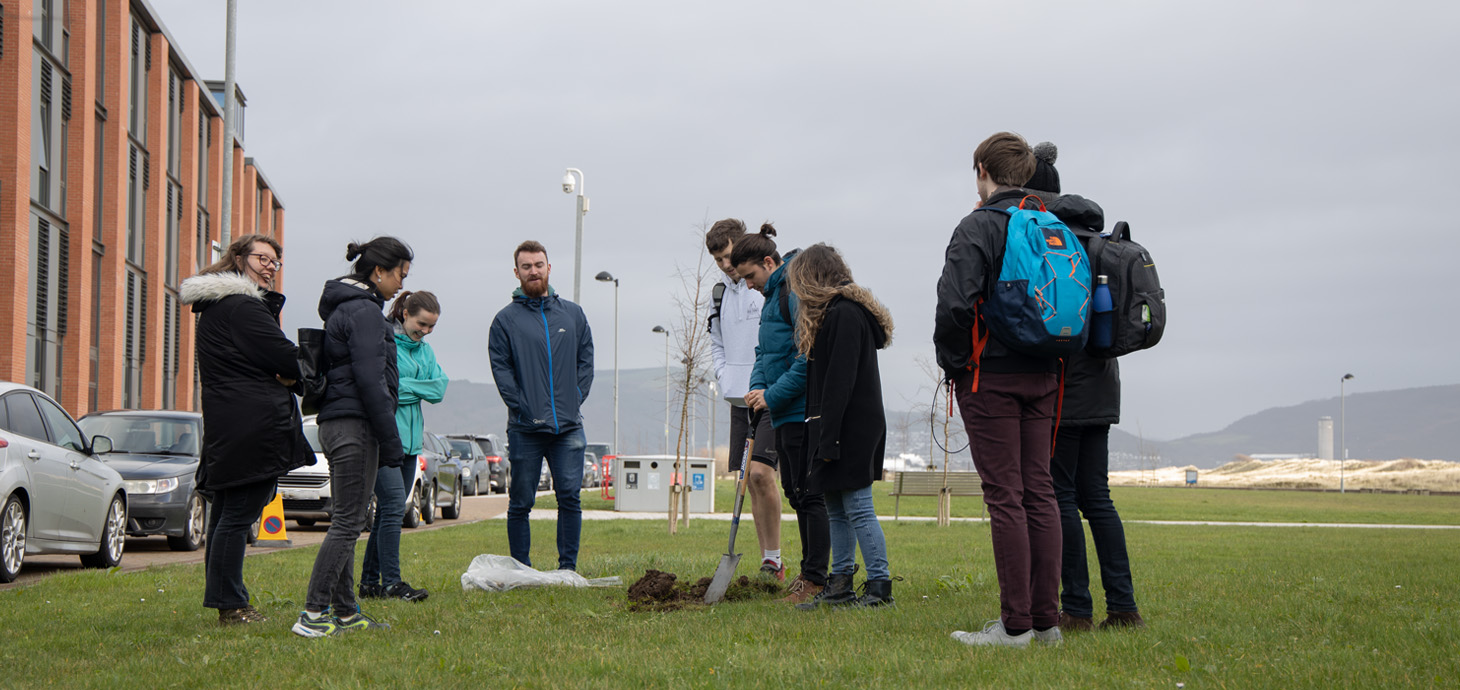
[708,273,763,403]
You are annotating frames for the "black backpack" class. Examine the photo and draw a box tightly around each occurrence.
[297,328,329,416]
[1074,221,1166,357]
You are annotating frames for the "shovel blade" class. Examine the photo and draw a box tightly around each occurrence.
[703,553,742,604]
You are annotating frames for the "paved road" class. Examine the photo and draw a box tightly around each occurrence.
[1,493,508,591]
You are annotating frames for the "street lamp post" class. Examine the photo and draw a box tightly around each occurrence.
[708,380,718,462]
[561,169,588,303]
[652,326,670,455]
[1341,373,1354,494]
[595,272,619,458]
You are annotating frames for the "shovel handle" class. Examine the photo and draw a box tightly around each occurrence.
[726,410,764,553]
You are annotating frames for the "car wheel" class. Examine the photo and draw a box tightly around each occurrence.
[247,516,260,544]
[422,482,437,525]
[463,475,476,497]
[403,484,422,529]
[296,518,316,527]
[1,494,26,583]
[168,493,207,552]
[472,476,482,497]
[81,494,126,569]
[442,478,462,520]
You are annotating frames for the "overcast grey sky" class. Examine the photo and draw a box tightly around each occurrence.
[152,0,1460,441]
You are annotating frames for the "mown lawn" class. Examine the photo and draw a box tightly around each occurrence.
[550,479,1460,525]
[1,493,1457,688]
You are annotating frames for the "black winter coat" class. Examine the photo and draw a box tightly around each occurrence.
[1043,193,1121,426]
[806,297,888,494]
[934,188,1061,378]
[180,272,313,491]
[315,278,404,463]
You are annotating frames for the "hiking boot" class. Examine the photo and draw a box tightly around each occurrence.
[291,610,338,638]
[358,581,385,600]
[1099,610,1146,630]
[1059,612,1095,632]
[778,574,824,605]
[759,559,786,582]
[385,581,430,602]
[851,578,895,608]
[951,620,1032,648]
[218,605,267,626]
[1032,626,1063,646]
[798,568,857,611]
[333,610,389,633]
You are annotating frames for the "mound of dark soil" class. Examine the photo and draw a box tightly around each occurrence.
[626,569,783,611]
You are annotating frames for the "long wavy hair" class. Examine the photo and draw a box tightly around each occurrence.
[785,243,893,356]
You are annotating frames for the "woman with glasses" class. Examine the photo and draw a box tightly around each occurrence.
[181,233,314,626]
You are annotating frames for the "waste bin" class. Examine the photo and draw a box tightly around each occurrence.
[613,455,715,513]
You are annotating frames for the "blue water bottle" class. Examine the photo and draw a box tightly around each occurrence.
[1091,275,1114,350]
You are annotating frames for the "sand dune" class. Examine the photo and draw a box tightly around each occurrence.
[1108,457,1460,492]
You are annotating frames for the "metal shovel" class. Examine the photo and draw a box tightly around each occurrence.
[704,409,764,604]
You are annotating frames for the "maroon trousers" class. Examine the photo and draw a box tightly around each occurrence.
[956,371,1062,631]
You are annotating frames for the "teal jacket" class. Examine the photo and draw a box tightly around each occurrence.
[394,323,448,455]
[747,249,807,428]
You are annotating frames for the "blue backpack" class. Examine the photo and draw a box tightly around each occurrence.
[976,196,1093,357]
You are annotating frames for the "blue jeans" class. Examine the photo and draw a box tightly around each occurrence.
[825,485,889,581]
[202,478,276,609]
[1050,424,1138,617]
[507,427,585,570]
[362,462,416,589]
[305,418,379,613]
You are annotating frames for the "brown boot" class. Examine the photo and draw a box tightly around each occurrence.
[219,605,268,626]
[1059,612,1094,632]
[1099,610,1146,630]
[778,574,824,605]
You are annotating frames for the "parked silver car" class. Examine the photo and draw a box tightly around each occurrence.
[1,382,128,582]
[443,435,492,496]
[77,410,205,551]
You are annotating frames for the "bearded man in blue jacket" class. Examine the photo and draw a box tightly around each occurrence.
[489,240,594,571]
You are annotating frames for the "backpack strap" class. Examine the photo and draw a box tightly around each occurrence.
[706,282,727,334]
[966,298,990,393]
[778,284,791,325]
[1112,220,1131,242]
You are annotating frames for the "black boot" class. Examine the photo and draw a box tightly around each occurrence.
[798,568,857,610]
[852,578,894,607]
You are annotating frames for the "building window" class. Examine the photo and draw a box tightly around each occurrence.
[128,15,148,143]
[89,245,102,412]
[123,268,146,407]
[29,216,68,399]
[127,144,146,264]
[165,181,179,286]
[93,115,104,243]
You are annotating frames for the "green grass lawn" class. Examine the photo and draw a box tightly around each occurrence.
[550,479,1460,525]
[2,492,1458,688]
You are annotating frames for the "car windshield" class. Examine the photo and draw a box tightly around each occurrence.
[448,439,476,458]
[303,424,323,453]
[78,415,200,455]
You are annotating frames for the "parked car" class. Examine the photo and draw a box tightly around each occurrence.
[77,410,205,551]
[420,432,463,521]
[537,463,552,492]
[582,452,602,488]
[443,435,492,496]
[281,415,436,530]
[460,433,509,494]
[587,442,615,487]
[1,382,128,583]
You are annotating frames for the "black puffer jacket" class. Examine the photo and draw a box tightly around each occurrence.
[934,188,1061,378]
[1045,193,1120,426]
[806,297,888,494]
[181,272,313,491]
[315,278,403,462]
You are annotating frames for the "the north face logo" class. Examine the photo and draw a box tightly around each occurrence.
[1042,227,1065,248]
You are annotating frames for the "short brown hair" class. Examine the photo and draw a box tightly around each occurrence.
[973,132,1036,187]
[705,218,747,253]
[514,240,548,265]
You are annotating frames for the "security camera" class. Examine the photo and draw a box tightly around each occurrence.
[561,172,576,194]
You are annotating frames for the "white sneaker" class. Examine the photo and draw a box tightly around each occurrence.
[951,620,1032,648]
[1032,626,1063,646]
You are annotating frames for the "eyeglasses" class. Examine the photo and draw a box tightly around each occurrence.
[249,254,283,269]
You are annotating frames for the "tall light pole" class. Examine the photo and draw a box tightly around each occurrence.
[561,168,588,303]
[219,0,239,247]
[708,380,718,461]
[595,271,619,456]
[1341,373,1354,494]
[652,325,670,455]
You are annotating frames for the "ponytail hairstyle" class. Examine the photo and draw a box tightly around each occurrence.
[346,236,414,284]
[786,243,894,355]
[199,233,282,276]
[388,290,441,324]
[728,223,781,269]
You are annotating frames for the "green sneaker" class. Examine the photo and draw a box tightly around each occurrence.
[333,610,389,632]
[291,610,337,638]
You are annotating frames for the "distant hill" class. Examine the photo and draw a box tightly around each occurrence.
[1110,384,1460,469]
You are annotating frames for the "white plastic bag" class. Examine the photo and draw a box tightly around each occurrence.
[460,554,623,592]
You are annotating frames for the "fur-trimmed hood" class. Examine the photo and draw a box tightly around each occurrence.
[180,271,265,306]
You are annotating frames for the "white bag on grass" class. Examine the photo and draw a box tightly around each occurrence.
[460,554,623,592]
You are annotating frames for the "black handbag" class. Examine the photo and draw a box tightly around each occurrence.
[297,327,329,416]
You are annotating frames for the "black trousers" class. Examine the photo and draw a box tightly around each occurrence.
[202,478,277,610]
[776,421,830,586]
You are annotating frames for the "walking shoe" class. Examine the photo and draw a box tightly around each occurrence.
[291,610,338,638]
[759,559,786,582]
[951,620,1033,648]
[797,567,857,611]
[1032,626,1063,646]
[218,605,267,626]
[851,578,895,608]
[358,581,385,600]
[385,581,430,602]
[777,574,824,605]
[333,610,389,632]
[1059,612,1094,632]
[1099,610,1146,630]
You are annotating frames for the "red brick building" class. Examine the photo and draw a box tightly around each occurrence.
[0,0,285,416]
